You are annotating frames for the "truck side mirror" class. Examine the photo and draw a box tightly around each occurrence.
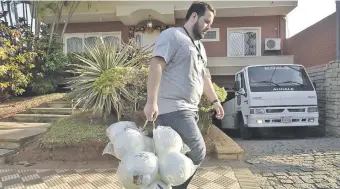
[234,81,240,91]
[313,82,316,88]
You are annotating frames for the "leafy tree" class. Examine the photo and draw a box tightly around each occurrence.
[0,22,40,101]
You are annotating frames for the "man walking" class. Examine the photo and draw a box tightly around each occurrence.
[144,1,225,188]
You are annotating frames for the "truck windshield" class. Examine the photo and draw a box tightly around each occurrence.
[247,65,314,92]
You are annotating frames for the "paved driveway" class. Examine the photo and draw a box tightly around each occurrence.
[235,136,340,189]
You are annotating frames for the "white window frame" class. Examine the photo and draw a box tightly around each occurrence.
[227,27,261,57]
[63,31,122,53]
[201,28,219,42]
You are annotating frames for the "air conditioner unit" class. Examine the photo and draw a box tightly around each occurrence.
[265,38,281,51]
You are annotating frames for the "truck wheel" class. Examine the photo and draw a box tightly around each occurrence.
[239,117,252,140]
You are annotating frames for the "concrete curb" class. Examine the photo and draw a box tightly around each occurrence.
[210,125,245,160]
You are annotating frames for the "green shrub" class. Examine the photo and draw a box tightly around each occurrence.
[29,26,69,95]
[199,83,227,113]
[0,23,39,101]
[198,83,227,134]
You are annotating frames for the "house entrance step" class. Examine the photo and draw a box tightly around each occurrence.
[1,114,70,123]
[0,122,51,149]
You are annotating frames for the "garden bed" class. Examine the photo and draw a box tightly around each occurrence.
[11,111,223,163]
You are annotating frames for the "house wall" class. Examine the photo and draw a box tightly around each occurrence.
[63,15,286,57]
[61,15,286,90]
[283,12,336,68]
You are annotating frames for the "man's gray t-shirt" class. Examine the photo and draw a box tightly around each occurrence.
[152,27,209,115]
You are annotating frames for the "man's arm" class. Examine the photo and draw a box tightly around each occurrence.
[146,57,166,104]
[144,28,178,121]
[203,69,225,119]
[203,69,219,103]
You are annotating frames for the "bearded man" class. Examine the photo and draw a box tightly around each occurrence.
[144,1,225,188]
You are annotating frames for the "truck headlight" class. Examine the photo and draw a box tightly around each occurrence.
[307,107,318,112]
[250,108,265,114]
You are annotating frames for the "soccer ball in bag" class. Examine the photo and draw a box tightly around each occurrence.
[158,151,197,186]
[117,151,159,189]
[113,128,145,160]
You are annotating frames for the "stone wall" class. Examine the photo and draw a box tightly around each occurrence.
[307,61,340,136]
[306,64,328,126]
[325,60,340,135]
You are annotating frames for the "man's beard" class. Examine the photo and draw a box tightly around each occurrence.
[193,21,204,40]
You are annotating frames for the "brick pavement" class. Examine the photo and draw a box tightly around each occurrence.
[235,137,340,189]
[0,165,261,189]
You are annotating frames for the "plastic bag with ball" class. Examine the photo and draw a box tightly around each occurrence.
[106,121,139,143]
[113,128,145,160]
[117,151,159,189]
[158,151,198,186]
[153,126,184,155]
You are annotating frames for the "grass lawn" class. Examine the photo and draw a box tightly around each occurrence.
[38,111,110,147]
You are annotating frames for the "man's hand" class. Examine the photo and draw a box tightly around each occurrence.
[144,102,158,121]
[213,102,224,119]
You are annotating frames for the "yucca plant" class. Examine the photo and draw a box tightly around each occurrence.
[66,38,153,121]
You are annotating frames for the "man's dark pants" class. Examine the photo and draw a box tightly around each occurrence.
[157,110,206,189]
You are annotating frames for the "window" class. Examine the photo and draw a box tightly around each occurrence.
[64,32,121,53]
[227,27,261,57]
[236,73,242,90]
[201,28,219,42]
[247,65,314,92]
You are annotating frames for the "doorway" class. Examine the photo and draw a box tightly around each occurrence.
[135,31,160,50]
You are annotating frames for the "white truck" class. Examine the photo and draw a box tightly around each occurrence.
[220,64,325,139]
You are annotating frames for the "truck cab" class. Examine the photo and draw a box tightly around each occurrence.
[221,64,324,139]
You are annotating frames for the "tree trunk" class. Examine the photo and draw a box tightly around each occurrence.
[25,3,28,25]
[30,1,35,33]
[47,21,56,54]
[1,1,7,24]
[35,21,40,36]
[13,2,19,25]
[54,2,64,35]
[60,1,80,38]
[6,1,13,27]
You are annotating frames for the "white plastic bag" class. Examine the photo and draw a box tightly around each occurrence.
[142,180,172,189]
[153,126,191,155]
[113,128,145,160]
[143,135,155,153]
[153,126,184,155]
[102,142,115,156]
[117,151,159,189]
[106,121,139,143]
[158,151,197,186]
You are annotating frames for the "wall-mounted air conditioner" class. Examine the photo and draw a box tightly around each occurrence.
[265,38,281,51]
